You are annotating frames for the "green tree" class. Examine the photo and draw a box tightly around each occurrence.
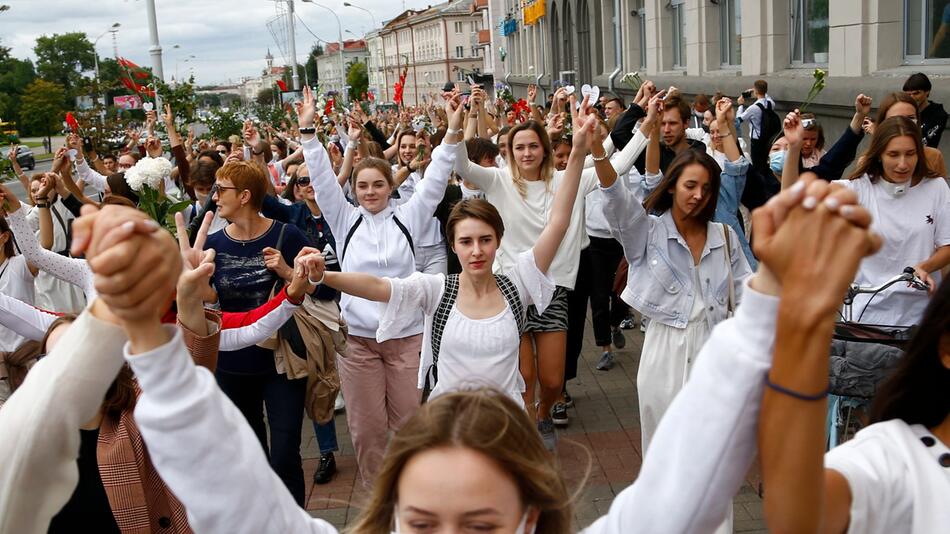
[206,108,244,140]
[19,79,66,141]
[305,44,323,86]
[256,88,275,106]
[33,32,95,98]
[281,64,307,88]
[346,61,368,101]
[156,78,198,126]
[0,45,36,124]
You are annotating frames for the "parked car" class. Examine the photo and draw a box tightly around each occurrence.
[2,145,34,170]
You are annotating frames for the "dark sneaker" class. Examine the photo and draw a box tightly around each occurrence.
[612,327,627,349]
[562,388,574,408]
[620,317,637,330]
[551,402,569,426]
[313,452,337,485]
[596,351,615,371]
[538,419,558,451]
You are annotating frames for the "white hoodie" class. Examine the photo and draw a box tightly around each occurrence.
[302,136,453,338]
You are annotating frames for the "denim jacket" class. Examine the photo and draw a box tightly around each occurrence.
[602,175,752,329]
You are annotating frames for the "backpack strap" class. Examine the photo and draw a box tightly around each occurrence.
[494,274,525,334]
[340,216,364,263]
[430,274,460,366]
[391,215,415,256]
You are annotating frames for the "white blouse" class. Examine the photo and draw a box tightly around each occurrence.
[0,255,35,352]
[7,208,96,300]
[825,419,950,534]
[376,250,555,401]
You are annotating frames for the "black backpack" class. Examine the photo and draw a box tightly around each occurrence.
[755,101,781,142]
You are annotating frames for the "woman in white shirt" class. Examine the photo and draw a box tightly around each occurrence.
[297,113,596,408]
[0,217,37,352]
[451,95,648,447]
[300,86,454,486]
[759,182,949,534]
[827,116,950,326]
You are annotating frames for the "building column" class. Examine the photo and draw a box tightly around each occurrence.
[645,0,673,74]
[740,0,790,76]
[829,0,871,77]
[866,0,904,73]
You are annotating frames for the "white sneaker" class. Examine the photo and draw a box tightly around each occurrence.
[334,393,345,412]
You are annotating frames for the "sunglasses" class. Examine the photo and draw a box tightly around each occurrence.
[217,150,228,156]
[296,176,311,186]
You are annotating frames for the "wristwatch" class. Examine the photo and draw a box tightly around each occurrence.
[299,126,316,135]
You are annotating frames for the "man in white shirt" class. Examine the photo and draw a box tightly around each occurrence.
[737,79,777,175]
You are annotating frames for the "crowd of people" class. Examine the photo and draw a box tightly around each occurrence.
[0,68,947,534]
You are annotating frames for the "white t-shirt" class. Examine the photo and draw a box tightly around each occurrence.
[0,255,35,352]
[834,175,950,326]
[376,250,555,403]
[825,419,950,534]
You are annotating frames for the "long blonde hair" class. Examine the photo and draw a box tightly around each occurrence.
[348,389,573,534]
[507,120,555,198]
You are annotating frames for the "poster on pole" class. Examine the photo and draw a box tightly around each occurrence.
[114,95,144,110]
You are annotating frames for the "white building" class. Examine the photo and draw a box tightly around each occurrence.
[316,40,369,98]
[366,31,386,101]
[366,0,486,106]
[491,0,949,154]
[239,50,287,105]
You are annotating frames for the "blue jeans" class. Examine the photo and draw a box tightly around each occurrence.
[216,369,306,505]
[312,418,339,455]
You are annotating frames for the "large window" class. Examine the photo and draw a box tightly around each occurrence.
[790,0,829,65]
[905,0,950,61]
[671,0,687,69]
[719,0,742,66]
[455,46,464,58]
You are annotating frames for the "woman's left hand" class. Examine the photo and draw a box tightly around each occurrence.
[913,265,937,295]
[263,246,293,281]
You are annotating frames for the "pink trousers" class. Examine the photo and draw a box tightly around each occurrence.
[337,333,422,486]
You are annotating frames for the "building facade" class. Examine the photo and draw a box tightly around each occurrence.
[492,0,949,153]
[239,50,287,105]
[367,0,486,106]
[316,40,369,98]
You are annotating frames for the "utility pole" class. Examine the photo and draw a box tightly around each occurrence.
[145,0,164,81]
[288,0,301,90]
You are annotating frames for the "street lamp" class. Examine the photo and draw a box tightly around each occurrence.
[342,2,378,30]
[93,23,121,108]
[300,0,348,102]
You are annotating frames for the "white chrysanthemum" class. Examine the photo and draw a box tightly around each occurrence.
[125,157,172,192]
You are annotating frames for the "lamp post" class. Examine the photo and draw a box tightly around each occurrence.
[94,23,120,112]
[301,0,347,103]
[342,2,377,30]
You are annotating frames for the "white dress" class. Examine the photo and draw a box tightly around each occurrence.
[0,255,36,352]
[376,250,555,404]
[26,204,86,314]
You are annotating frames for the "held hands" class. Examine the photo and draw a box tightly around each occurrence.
[751,178,881,315]
[287,247,324,301]
[445,93,465,132]
[715,97,735,126]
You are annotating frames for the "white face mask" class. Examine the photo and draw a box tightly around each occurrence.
[393,505,536,534]
[878,177,909,197]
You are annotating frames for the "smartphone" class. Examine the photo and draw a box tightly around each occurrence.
[82,136,94,153]
[741,90,753,100]
[801,118,816,129]
[467,75,476,86]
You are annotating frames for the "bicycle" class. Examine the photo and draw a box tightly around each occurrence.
[826,266,930,449]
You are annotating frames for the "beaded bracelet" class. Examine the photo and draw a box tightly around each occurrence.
[764,376,829,401]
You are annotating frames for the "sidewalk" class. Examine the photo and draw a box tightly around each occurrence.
[301,316,768,532]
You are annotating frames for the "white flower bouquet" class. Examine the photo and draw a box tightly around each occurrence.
[621,71,643,92]
[124,157,191,233]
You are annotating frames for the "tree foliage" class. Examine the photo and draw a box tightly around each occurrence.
[33,32,95,98]
[156,78,198,127]
[205,107,244,140]
[19,79,66,137]
[305,44,323,86]
[0,45,36,124]
[346,61,368,101]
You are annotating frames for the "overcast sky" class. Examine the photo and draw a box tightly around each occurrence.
[0,0,436,86]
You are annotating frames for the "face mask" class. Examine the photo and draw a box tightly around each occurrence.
[769,150,786,174]
[878,178,908,197]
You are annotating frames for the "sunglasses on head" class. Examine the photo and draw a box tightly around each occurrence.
[296,176,311,186]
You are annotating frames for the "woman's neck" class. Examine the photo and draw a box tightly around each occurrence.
[671,208,705,236]
[305,198,321,216]
[931,414,950,448]
[520,166,542,182]
[228,213,270,240]
[460,269,496,297]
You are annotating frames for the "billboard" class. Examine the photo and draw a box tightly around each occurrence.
[114,95,144,110]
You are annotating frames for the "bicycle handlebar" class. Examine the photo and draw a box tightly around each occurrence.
[847,266,929,297]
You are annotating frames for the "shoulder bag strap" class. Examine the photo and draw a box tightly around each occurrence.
[50,204,71,254]
[269,222,289,296]
[430,274,460,366]
[340,216,364,264]
[721,223,735,315]
[494,274,525,334]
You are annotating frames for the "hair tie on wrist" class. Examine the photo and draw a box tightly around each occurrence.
[308,272,325,286]
[764,376,828,401]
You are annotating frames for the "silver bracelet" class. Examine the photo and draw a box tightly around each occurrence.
[308,272,326,286]
[591,152,610,162]
[446,127,462,135]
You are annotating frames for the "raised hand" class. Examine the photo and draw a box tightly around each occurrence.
[0,183,23,214]
[328,142,343,166]
[572,114,599,151]
[297,85,317,128]
[36,173,57,201]
[175,210,218,303]
[545,113,565,140]
[715,97,735,125]
[782,110,805,147]
[854,94,872,117]
[145,136,163,158]
[445,93,465,132]
[6,144,16,162]
[163,103,175,127]
[297,249,327,285]
[527,84,538,103]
